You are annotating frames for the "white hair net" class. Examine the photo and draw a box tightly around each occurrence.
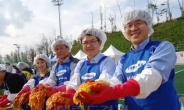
[121,9,154,40]
[51,39,72,53]
[33,54,50,68]
[0,65,6,71]
[17,62,30,70]
[79,28,107,50]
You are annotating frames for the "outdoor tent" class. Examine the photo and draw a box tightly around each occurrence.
[103,45,125,62]
[74,50,86,59]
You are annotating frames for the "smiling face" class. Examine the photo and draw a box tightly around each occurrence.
[54,44,70,60]
[81,35,102,60]
[35,58,47,73]
[124,19,149,49]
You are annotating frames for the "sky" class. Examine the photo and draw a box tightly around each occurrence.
[0,0,181,56]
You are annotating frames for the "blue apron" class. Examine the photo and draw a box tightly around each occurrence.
[120,40,180,110]
[55,56,81,110]
[80,56,118,110]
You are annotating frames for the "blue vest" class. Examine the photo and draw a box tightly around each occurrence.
[22,72,50,110]
[80,56,118,110]
[120,40,180,110]
[33,72,50,87]
[55,57,73,86]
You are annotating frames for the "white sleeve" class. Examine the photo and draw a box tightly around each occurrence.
[7,93,17,101]
[98,72,113,80]
[66,72,81,90]
[4,90,9,95]
[134,68,162,98]
[109,76,122,86]
[23,79,35,90]
[39,77,49,85]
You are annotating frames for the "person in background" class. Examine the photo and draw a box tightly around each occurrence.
[17,62,33,81]
[0,65,26,107]
[15,54,51,110]
[61,28,118,110]
[77,9,180,110]
[12,65,21,74]
[5,61,13,73]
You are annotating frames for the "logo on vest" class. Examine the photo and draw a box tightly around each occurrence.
[81,72,96,80]
[56,70,67,76]
[125,60,146,73]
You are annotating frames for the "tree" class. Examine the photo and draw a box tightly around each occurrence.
[108,15,114,33]
[117,0,122,18]
[155,2,167,23]
[166,0,172,21]
[113,9,117,32]
[0,54,3,64]
[100,6,103,30]
[177,0,184,16]
[28,47,36,63]
[91,12,93,28]
[148,2,157,22]
[104,3,107,32]
[4,54,11,63]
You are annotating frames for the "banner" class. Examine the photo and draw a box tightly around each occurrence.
[176,52,184,65]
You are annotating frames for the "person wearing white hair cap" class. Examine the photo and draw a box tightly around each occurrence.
[59,28,118,110]
[0,65,26,107]
[17,62,33,81]
[77,10,180,110]
[15,54,51,110]
[31,39,80,109]
[5,60,13,73]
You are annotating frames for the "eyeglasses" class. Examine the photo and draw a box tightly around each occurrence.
[81,40,99,46]
[55,46,67,52]
[125,21,145,30]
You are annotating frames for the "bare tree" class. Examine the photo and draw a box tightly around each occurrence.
[27,47,36,63]
[104,3,107,32]
[166,0,172,21]
[0,54,3,64]
[148,2,157,22]
[177,0,184,16]
[113,9,117,32]
[91,12,93,28]
[117,0,122,18]
[100,6,103,30]
[109,15,114,33]
[4,54,11,63]
[65,35,73,45]
[155,2,167,23]
[147,0,150,13]
[36,34,50,56]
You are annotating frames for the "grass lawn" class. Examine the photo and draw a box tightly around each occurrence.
[174,65,184,94]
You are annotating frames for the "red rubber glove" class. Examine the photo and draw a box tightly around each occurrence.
[14,85,31,104]
[78,79,140,104]
[0,98,10,107]
[46,85,66,97]
[16,85,31,99]
[61,88,76,106]
[0,95,8,102]
[20,85,31,93]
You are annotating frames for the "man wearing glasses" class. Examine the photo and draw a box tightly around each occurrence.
[62,28,118,110]
[77,9,180,110]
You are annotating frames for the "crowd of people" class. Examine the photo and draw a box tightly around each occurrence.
[0,9,181,110]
